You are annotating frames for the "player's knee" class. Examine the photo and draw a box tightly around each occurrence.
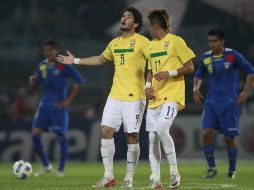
[156,119,171,138]
[126,133,139,144]
[101,126,115,139]
[224,136,236,148]
[156,126,169,139]
[149,132,156,143]
[202,129,212,138]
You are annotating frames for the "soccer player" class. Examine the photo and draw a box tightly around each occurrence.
[193,28,254,179]
[145,9,195,189]
[57,7,149,188]
[29,39,85,177]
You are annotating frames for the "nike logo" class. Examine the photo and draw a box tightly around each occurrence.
[166,152,173,155]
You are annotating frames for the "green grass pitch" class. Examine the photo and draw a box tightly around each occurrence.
[0,161,253,190]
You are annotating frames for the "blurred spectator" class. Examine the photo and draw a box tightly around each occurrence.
[0,91,13,119]
[12,86,39,122]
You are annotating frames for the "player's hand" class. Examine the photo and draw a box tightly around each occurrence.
[193,90,203,105]
[145,88,156,100]
[236,91,248,106]
[154,71,170,81]
[58,99,71,108]
[57,51,74,64]
[29,75,36,85]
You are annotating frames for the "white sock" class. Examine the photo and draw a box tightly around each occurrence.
[125,143,140,181]
[149,132,161,181]
[157,122,178,175]
[101,138,115,178]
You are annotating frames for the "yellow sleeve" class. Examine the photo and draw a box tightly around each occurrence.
[102,40,114,61]
[174,37,195,64]
[141,37,150,58]
[141,37,152,70]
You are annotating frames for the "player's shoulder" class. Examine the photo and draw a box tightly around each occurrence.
[201,51,212,64]
[224,48,238,55]
[38,59,48,65]
[169,34,187,46]
[170,34,184,41]
[37,59,48,69]
[203,50,212,57]
[107,37,118,46]
[135,33,150,42]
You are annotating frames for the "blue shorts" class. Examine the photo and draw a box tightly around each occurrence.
[202,100,240,136]
[32,103,69,134]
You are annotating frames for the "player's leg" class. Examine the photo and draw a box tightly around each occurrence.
[101,125,116,178]
[224,136,237,179]
[92,97,121,188]
[146,108,163,188]
[156,102,180,189]
[202,102,218,179]
[123,132,140,186]
[32,105,52,176]
[219,103,240,179]
[50,108,69,177]
[122,99,145,187]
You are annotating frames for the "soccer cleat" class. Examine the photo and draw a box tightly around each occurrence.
[169,172,180,189]
[148,179,163,189]
[56,171,65,177]
[92,177,116,188]
[34,164,52,177]
[228,171,236,179]
[203,168,217,179]
[120,180,133,188]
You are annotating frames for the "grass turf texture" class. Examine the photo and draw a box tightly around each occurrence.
[0,161,253,190]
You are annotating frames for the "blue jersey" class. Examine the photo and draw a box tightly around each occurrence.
[35,59,85,105]
[195,48,254,105]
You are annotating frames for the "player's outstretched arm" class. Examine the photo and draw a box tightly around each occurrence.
[57,51,107,66]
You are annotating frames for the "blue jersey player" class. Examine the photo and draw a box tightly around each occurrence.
[29,39,85,177]
[193,28,254,179]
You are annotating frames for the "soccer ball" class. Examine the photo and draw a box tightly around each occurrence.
[12,160,32,179]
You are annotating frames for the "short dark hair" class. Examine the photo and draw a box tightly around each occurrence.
[208,28,225,40]
[43,39,59,49]
[122,7,143,32]
[148,8,171,31]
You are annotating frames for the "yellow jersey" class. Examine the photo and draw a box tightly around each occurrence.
[147,33,195,110]
[102,33,149,101]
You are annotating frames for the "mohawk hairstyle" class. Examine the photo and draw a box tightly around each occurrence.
[147,8,171,32]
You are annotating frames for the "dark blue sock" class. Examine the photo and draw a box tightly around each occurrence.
[32,135,50,167]
[203,145,216,168]
[58,134,68,172]
[228,148,237,172]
